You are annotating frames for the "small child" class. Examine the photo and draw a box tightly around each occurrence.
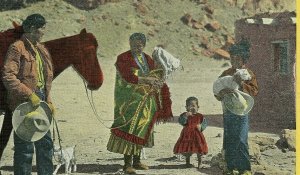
[173,96,208,169]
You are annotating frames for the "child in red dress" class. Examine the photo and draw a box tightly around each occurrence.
[173,96,208,169]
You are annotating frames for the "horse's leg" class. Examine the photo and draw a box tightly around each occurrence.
[0,109,13,161]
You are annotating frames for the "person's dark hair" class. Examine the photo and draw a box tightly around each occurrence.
[229,38,251,63]
[186,96,199,106]
[22,13,46,33]
[129,33,146,46]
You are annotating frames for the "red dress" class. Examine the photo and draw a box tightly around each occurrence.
[173,113,208,154]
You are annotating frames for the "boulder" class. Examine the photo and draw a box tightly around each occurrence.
[213,48,230,60]
[249,135,277,152]
[205,21,221,32]
[181,13,194,26]
[203,5,214,14]
[276,129,296,152]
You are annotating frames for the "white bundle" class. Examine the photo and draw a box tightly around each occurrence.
[152,46,181,79]
[213,69,252,95]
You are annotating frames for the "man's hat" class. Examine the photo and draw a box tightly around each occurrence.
[12,101,52,142]
[222,90,254,116]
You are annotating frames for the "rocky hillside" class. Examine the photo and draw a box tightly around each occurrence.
[0,0,296,62]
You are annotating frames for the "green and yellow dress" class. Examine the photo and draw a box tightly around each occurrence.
[107,50,172,155]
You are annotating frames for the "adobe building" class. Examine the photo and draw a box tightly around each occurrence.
[234,11,296,132]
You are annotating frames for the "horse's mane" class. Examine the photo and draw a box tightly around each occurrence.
[0,22,24,66]
[45,29,98,48]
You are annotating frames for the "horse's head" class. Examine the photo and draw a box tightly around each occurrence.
[73,29,103,90]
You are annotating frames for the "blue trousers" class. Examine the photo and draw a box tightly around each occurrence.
[223,111,251,172]
[13,88,53,175]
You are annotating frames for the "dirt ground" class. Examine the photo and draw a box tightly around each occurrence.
[0,0,296,174]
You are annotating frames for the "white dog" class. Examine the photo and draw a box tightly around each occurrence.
[152,46,181,79]
[213,69,252,95]
[53,145,77,175]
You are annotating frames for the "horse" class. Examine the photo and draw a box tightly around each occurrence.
[0,25,104,160]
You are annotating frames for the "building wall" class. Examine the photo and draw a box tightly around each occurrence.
[235,20,296,131]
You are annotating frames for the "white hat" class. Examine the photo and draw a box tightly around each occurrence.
[12,101,52,142]
[222,90,254,116]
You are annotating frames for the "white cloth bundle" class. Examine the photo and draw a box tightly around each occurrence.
[213,69,252,95]
[152,47,181,79]
[213,69,254,116]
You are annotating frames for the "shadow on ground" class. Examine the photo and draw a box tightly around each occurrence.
[169,114,281,134]
[1,164,123,174]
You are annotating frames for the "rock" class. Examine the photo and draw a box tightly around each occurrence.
[205,21,221,32]
[226,35,235,45]
[142,19,156,26]
[192,21,203,29]
[181,13,194,26]
[213,48,230,59]
[203,5,214,14]
[199,36,209,49]
[181,14,206,30]
[148,30,155,36]
[198,14,209,25]
[277,129,296,152]
[206,13,214,19]
[212,35,223,46]
[249,135,277,152]
[201,48,214,57]
[191,45,202,55]
[133,2,148,16]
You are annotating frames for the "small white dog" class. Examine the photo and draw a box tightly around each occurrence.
[213,68,252,95]
[53,145,77,175]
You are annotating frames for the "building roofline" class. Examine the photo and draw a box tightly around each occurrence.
[236,11,296,25]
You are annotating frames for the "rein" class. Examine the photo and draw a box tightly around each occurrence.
[82,80,156,130]
[52,117,64,163]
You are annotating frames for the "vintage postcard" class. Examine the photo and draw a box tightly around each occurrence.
[0,0,297,174]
